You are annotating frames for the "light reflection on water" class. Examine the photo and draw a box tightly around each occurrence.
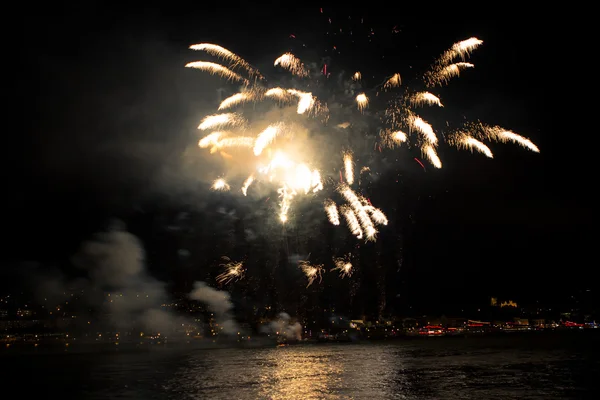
[1,334,598,399]
[170,345,405,399]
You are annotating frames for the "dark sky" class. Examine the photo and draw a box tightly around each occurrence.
[6,5,592,309]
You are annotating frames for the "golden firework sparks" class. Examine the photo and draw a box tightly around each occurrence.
[324,199,340,226]
[356,93,368,112]
[187,37,538,248]
[340,205,363,239]
[241,175,254,196]
[486,126,540,153]
[427,62,474,86]
[299,261,323,287]
[189,43,262,78]
[198,131,224,148]
[363,204,388,226]
[211,178,230,191]
[218,92,253,110]
[287,89,316,114]
[380,130,408,148]
[450,134,494,158]
[185,61,248,83]
[274,53,309,77]
[209,136,255,153]
[422,144,442,168]
[264,87,292,103]
[391,130,407,143]
[338,184,377,241]
[425,37,482,86]
[254,124,283,156]
[410,92,443,107]
[440,37,483,65]
[408,112,437,144]
[383,73,402,90]
[216,256,245,285]
[462,122,540,153]
[332,255,353,278]
[198,113,245,130]
[343,151,354,185]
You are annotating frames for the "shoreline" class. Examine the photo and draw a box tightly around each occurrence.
[1,329,597,355]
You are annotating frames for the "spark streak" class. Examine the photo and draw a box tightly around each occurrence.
[274,53,309,77]
[411,92,443,107]
[422,145,442,168]
[189,43,262,78]
[218,92,253,110]
[198,113,245,130]
[343,152,354,184]
[408,113,438,144]
[254,124,283,155]
[186,61,248,83]
[324,199,340,225]
[452,135,494,158]
[241,175,254,196]
[339,185,377,241]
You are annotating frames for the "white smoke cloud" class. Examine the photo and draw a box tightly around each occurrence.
[188,281,239,336]
[260,312,302,341]
[38,220,193,336]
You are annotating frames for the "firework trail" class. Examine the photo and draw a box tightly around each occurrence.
[186,37,539,284]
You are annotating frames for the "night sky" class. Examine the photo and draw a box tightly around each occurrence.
[6,5,591,312]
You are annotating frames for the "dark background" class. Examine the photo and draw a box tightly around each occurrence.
[5,4,592,315]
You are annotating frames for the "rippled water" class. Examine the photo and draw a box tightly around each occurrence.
[2,333,598,399]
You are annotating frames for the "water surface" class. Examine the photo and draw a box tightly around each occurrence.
[2,332,597,399]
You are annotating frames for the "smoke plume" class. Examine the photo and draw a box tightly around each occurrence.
[189,281,239,336]
[260,312,302,340]
[37,220,191,336]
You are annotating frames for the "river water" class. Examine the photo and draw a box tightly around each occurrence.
[2,332,597,399]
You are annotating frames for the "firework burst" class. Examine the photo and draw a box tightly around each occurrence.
[186,37,539,284]
[216,256,245,285]
[299,260,323,287]
[332,254,353,278]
